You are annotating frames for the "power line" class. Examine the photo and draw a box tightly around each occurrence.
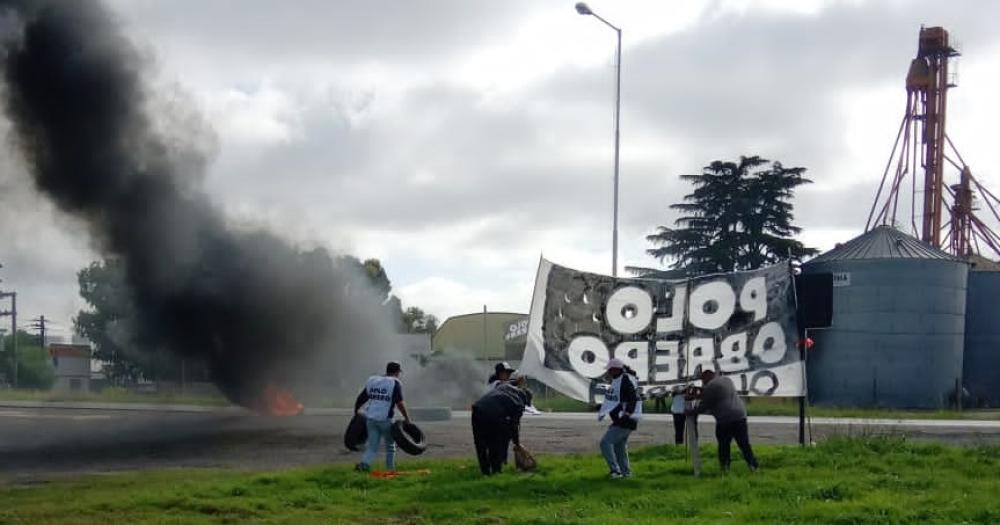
[29,315,48,347]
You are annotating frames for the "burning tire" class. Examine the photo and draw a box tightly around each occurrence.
[344,414,368,451]
[391,421,427,455]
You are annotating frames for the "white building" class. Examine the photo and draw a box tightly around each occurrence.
[48,343,92,392]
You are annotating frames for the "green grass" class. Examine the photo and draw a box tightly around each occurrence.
[0,387,229,407]
[2,437,998,524]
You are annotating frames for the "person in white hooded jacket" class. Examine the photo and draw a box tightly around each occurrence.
[598,358,642,479]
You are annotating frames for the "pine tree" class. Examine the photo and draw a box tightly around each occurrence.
[645,155,816,275]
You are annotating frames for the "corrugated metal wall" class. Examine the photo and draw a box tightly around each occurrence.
[963,271,1000,407]
[432,312,526,360]
[802,259,968,408]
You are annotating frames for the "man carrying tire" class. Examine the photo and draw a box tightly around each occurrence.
[354,361,411,473]
[471,371,531,475]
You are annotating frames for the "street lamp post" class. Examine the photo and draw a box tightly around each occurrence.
[575,2,621,277]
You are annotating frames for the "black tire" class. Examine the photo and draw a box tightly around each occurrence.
[391,420,427,455]
[344,413,368,451]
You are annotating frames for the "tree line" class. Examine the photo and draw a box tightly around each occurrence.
[1,330,55,389]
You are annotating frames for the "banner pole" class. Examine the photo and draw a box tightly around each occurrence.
[686,412,700,476]
[798,329,808,447]
[679,280,700,476]
[788,255,806,447]
[798,373,806,445]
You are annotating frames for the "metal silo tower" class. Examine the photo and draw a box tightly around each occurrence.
[802,226,967,408]
[865,27,1000,259]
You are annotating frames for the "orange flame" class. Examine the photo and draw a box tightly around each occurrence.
[255,383,305,416]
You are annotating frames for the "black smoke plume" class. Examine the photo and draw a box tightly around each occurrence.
[0,0,396,406]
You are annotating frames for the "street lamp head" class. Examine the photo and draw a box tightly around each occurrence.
[575,2,592,15]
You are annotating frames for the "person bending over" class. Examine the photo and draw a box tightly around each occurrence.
[691,369,758,473]
[471,372,531,475]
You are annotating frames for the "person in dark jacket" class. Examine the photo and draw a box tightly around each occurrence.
[486,361,516,388]
[471,372,531,475]
[598,358,642,479]
[691,369,758,472]
[670,386,688,445]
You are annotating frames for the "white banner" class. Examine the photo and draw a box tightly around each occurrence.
[521,259,805,403]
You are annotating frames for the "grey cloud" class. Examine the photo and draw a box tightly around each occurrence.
[129,0,1000,251]
[203,81,617,234]
[613,0,1000,244]
[188,0,1000,254]
[600,1,999,149]
[0,167,94,323]
[107,0,540,68]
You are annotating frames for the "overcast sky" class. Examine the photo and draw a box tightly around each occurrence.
[2,0,1000,339]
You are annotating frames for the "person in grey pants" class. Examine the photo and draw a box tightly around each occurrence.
[598,358,641,479]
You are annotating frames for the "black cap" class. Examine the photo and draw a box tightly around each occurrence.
[386,361,402,375]
[494,361,515,373]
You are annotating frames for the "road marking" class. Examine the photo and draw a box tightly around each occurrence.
[0,410,114,420]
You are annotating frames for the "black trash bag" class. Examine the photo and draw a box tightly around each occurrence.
[344,413,368,451]
[391,420,427,455]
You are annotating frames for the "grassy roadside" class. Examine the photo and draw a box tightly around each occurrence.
[533,393,1000,420]
[744,397,1000,420]
[1,437,997,524]
[0,388,229,407]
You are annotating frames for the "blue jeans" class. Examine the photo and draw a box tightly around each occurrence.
[600,425,632,476]
[361,418,396,470]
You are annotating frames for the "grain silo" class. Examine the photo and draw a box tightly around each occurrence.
[963,258,1000,407]
[801,226,968,408]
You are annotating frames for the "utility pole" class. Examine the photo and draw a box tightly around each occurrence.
[0,328,6,385]
[482,304,488,358]
[0,265,7,387]
[31,315,47,348]
[12,294,16,389]
[0,291,17,388]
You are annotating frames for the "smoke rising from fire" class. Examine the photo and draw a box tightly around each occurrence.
[0,0,410,406]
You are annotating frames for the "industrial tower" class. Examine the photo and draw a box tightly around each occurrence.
[866,27,1000,258]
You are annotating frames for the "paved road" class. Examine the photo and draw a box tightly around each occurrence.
[1,403,997,481]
